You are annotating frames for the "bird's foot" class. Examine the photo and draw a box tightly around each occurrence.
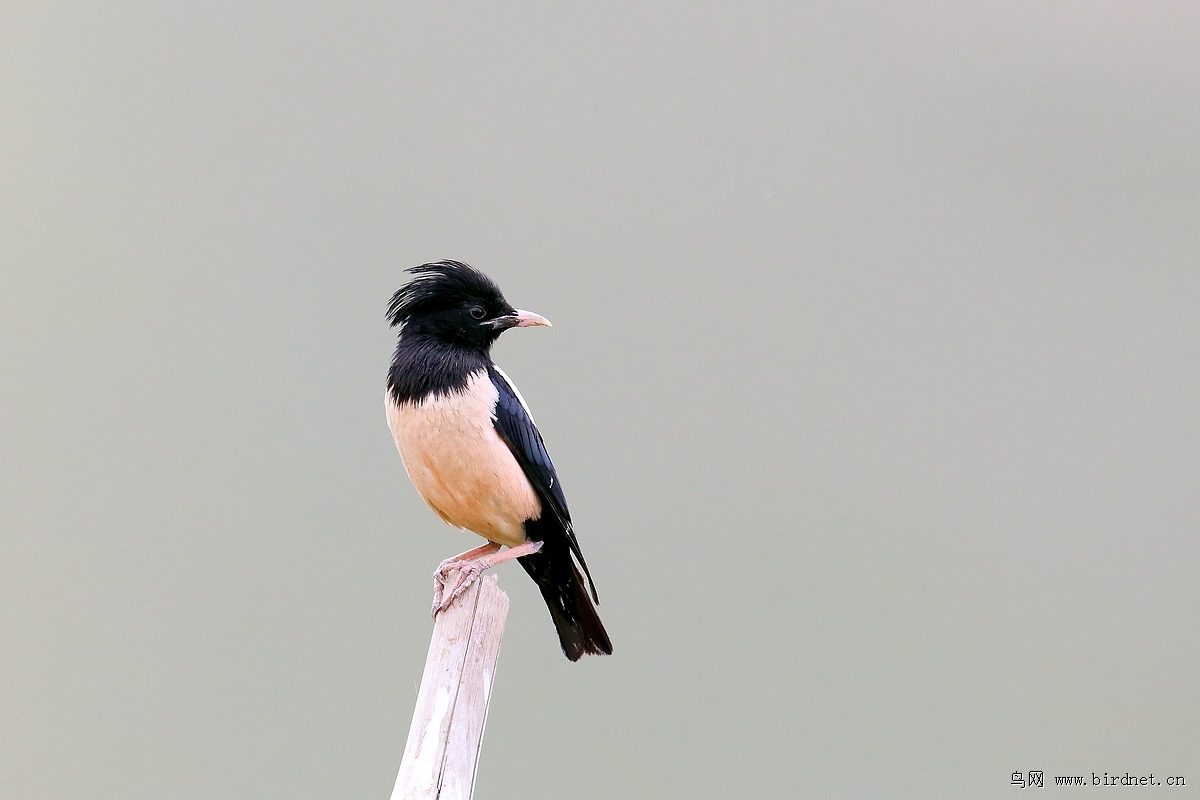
[429,540,544,618]
[431,543,502,617]
[431,559,478,617]
[434,558,493,615]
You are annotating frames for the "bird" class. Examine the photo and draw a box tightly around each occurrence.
[384,260,612,661]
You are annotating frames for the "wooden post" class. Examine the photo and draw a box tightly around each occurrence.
[391,573,509,800]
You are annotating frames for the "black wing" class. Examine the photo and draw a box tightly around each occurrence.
[488,365,599,602]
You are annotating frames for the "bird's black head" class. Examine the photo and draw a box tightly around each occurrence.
[387,260,550,351]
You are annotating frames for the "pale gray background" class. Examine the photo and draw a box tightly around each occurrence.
[1,2,1197,798]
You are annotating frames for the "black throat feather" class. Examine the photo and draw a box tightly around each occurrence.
[387,333,491,405]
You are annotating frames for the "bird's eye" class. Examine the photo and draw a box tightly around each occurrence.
[469,305,487,320]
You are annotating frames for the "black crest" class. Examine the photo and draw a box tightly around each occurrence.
[386,260,508,329]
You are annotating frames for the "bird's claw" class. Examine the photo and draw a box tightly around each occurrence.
[430,557,491,617]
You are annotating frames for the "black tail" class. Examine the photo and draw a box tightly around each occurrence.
[518,539,612,662]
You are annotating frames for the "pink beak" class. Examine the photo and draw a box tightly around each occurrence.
[512,309,552,328]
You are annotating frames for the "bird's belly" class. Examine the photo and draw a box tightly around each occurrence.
[385,375,539,549]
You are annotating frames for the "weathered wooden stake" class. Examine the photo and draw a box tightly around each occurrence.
[391,573,509,800]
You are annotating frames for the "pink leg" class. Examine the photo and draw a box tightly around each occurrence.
[433,540,544,616]
[432,542,501,615]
